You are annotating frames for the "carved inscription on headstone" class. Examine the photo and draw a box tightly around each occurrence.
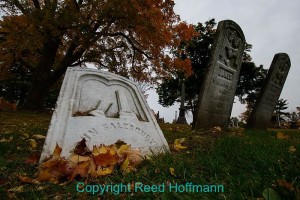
[247,53,291,129]
[194,20,246,129]
[40,68,169,161]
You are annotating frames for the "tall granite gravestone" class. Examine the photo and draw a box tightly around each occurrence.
[40,68,169,161]
[247,53,291,130]
[194,20,246,129]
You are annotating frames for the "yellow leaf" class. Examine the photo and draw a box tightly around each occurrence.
[23,133,29,138]
[69,154,91,163]
[213,127,222,132]
[92,145,107,156]
[174,138,187,151]
[169,167,176,176]
[8,185,24,193]
[95,166,113,176]
[289,145,296,153]
[118,144,130,155]
[33,134,46,139]
[277,132,289,140]
[121,157,131,173]
[28,139,37,148]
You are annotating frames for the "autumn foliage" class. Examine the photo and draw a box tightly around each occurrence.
[22,139,144,183]
[0,0,196,110]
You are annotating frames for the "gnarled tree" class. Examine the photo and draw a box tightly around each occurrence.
[0,0,195,110]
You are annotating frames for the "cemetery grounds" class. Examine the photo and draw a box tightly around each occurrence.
[0,111,299,199]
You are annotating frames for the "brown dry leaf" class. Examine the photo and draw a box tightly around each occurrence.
[33,134,46,139]
[28,139,37,148]
[19,176,39,184]
[69,161,91,181]
[93,150,117,167]
[289,145,296,153]
[74,138,91,156]
[124,148,143,166]
[277,132,289,140]
[277,179,294,190]
[23,133,29,138]
[69,154,91,164]
[36,170,53,182]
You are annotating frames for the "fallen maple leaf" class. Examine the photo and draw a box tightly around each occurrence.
[28,139,37,148]
[0,136,13,142]
[19,176,39,184]
[277,179,294,190]
[25,154,40,164]
[95,166,114,176]
[53,143,62,159]
[8,185,24,193]
[92,145,107,156]
[69,154,91,164]
[93,150,117,167]
[33,134,46,139]
[173,138,187,151]
[289,145,296,153]
[276,132,289,140]
[121,157,131,173]
[69,161,91,181]
[169,167,176,176]
[36,140,145,182]
[123,148,143,166]
[74,138,91,156]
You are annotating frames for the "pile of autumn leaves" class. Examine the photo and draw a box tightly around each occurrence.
[30,139,144,183]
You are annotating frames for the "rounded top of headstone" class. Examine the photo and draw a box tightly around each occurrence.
[218,19,246,43]
[274,53,291,66]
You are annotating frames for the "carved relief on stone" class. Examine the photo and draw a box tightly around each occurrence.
[272,58,290,87]
[218,28,241,69]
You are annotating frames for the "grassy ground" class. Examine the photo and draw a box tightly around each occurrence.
[0,111,299,199]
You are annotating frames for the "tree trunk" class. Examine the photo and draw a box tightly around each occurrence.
[23,78,52,110]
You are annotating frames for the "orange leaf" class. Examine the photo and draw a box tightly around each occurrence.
[36,170,53,182]
[25,154,40,164]
[53,143,62,159]
[93,151,117,167]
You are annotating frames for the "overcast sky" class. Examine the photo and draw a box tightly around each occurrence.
[146,0,300,123]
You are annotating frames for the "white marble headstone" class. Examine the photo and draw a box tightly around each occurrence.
[40,67,169,161]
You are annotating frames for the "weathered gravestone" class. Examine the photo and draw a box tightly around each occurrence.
[176,81,188,124]
[247,53,291,130]
[40,68,169,161]
[194,20,246,129]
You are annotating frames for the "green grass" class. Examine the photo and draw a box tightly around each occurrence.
[0,111,299,199]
